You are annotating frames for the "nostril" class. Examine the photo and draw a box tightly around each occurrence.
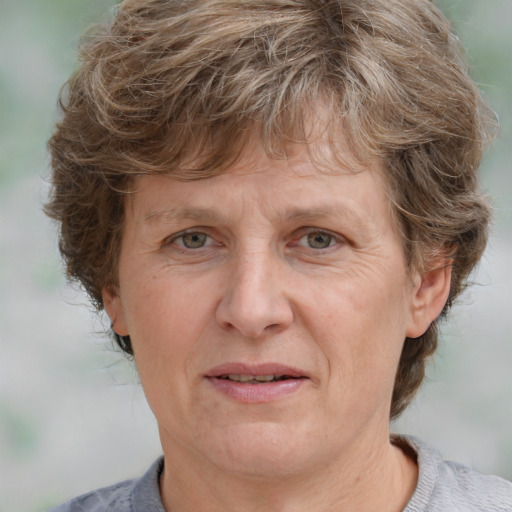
[215,288,294,338]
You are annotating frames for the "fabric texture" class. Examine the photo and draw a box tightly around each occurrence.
[48,436,512,511]
[402,437,512,511]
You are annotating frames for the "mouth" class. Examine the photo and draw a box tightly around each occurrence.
[206,362,308,381]
[205,363,308,402]
[216,374,303,384]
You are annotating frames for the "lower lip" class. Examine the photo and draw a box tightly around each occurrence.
[206,377,306,403]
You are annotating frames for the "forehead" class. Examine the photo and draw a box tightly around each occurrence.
[125,138,396,237]
[135,130,381,193]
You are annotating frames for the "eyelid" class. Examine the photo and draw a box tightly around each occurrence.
[165,228,215,247]
[163,226,345,249]
[295,227,343,240]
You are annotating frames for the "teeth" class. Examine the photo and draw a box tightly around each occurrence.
[254,375,276,382]
[226,374,280,383]
[228,374,253,382]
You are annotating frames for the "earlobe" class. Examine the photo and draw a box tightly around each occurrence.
[406,263,452,339]
[102,285,129,336]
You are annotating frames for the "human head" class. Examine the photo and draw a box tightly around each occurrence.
[46,0,493,419]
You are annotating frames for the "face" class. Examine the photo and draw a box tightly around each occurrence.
[104,138,446,478]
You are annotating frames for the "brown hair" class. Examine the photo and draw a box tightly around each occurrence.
[46,0,494,419]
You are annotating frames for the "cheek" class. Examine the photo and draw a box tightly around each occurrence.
[303,267,410,384]
[122,269,217,372]
[123,273,219,421]
[306,266,409,338]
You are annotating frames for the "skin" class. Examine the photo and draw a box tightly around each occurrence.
[104,137,451,512]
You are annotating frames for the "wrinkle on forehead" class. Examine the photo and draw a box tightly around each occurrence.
[220,132,371,179]
[124,132,390,238]
[141,203,371,233]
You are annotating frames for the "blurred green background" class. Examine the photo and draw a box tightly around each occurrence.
[0,0,510,510]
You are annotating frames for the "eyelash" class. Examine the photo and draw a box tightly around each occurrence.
[165,228,344,253]
[166,230,219,250]
[294,230,341,250]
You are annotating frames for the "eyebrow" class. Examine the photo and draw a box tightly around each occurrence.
[143,204,366,227]
[144,207,221,224]
[282,206,363,224]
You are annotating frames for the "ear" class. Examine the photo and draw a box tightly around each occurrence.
[102,285,129,336]
[406,262,452,339]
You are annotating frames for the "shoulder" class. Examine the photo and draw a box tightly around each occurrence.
[47,457,165,512]
[440,459,512,511]
[400,436,512,512]
[46,479,135,512]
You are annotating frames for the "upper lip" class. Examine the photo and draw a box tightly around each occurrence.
[206,363,309,379]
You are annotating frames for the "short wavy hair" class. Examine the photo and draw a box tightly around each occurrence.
[46,0,494,419]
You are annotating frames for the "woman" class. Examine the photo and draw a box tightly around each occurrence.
[46,0,512,510]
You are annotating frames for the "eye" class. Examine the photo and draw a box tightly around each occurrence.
[305,232,335,249]
[172,231,211,249]
[162,228,225,260]
[296,231,339,250]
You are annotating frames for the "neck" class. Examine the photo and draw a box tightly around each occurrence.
[158,429,418,512]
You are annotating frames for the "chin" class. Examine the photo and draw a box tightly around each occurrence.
[205,422,321,478]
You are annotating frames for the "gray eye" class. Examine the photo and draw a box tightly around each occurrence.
[181,232,208,249]
[307,232,333,249]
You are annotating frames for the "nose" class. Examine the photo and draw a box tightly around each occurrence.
[215,248,294,339]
